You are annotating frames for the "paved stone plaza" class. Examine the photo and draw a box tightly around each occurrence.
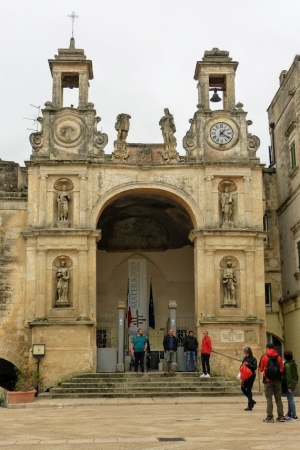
[0,396,299,449]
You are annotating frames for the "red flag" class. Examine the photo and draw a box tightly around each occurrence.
[127,279,132,328]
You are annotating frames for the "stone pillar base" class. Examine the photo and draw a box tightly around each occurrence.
[116,363,125,373]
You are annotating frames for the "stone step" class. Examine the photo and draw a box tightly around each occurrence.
[60,381,238,388]
[39,391,243,399]
[49,386,241,394]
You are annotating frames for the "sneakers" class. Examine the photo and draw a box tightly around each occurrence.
[290,416,299,421]
[284,414,292,421]
[276,417,285,422]
[200,373,206,378]
[205,373,211,378]
[263,417,275,423]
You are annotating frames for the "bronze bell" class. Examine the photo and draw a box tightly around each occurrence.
[210,89,222,102]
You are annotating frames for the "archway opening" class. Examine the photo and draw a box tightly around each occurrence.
[95,192,195,371]
[0,358,17,390]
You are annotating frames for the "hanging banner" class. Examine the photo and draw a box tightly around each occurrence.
[128,259,147,333]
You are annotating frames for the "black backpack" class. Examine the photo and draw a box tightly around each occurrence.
[265,355,281,380]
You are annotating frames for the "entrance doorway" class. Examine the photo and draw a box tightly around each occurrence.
[95,192,195,370]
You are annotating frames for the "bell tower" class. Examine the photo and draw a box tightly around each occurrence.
[48,37,93,108]
[194,48,238,110]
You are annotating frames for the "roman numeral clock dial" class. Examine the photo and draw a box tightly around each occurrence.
[210,122,233,145]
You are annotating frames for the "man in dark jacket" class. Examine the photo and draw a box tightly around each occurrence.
[259,343,284,423]
[163,329,178,374]
[184,331,198,372]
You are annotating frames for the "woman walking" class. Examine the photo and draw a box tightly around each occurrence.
[241,346,257,411]
[282,350,299,421]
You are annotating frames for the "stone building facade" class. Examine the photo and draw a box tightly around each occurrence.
[0,41,271,389]
[267,56,300,365]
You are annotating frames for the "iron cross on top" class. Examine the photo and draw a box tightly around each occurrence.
[67,11,79,38]
[131,310,146,327]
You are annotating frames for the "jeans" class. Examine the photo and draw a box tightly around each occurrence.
[241,374,255,404]
[201,353,210,375]
[165,350,176,371]
[186,351,198,371]
[134,351,145,373]
[264,381,284,418]
[286,389,297,417]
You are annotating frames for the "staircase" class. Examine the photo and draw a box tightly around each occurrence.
[39,372,243,399]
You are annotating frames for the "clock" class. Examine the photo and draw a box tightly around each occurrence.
[210,122,233,145]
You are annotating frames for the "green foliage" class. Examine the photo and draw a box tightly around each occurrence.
[14,365,42,392]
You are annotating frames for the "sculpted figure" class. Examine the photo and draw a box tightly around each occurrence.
[221,186,233,225]
[159,108,177,145]
[56,260,69,303]
[223,261,237,305]
[115,113,131,141]
[57,185,70,222]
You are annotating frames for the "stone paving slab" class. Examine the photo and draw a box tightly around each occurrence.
[0,397,300,450]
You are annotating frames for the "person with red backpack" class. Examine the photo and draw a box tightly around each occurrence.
[259,343,284,423]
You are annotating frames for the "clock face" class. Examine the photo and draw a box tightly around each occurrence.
[210,122,233,145]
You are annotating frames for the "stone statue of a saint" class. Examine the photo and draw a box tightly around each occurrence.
[159,108,177,146]
[223,261,237,305]
[115,113,131,142]
[56,260,69,303]
[221,186,234,227]
[57,185,70,222]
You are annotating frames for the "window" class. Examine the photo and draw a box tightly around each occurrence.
[265,284,272,308]
[290,141,296,170]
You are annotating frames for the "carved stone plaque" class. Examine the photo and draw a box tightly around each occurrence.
[221,329,244,343]
[53,117,83,147]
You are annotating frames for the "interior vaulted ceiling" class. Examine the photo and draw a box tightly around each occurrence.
[97,194,194,252]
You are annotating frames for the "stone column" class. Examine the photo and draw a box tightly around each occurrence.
[245,250,256,318]
[168,301,177,370]
[190,232,205,321]
[243,176,252,227]
[79,72,89,106]
[204,175,214,227]
[79,174,87,228]
[36,250,47,319]
[197,74,210,109]
[52,71,62,108]
[117,302,126,372]
[205,250,216,318]
[77,250,88,320]
[224,73,236,110]
[39,175,48,226]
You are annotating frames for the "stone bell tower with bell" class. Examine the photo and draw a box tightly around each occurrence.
[184,48,266,366]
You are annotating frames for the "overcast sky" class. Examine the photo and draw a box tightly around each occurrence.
[1,0,300,166]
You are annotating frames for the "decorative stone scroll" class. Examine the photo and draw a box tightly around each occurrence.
[246,120,260,156]
[93,116,108,155]
[183,118,197,156]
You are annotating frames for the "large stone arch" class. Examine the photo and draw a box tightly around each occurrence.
[89,182,202,231]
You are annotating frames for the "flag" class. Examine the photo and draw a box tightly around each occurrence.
[149,280,155,330]
[126,278,132,328]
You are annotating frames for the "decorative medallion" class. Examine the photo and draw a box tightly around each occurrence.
[53,116,83,147]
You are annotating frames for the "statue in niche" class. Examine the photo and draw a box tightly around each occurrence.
[159,108,177,146]
[115,113,131,142]
[221,186,234,228]
[57,184,70,222]
[223,260,237,306]
[56,260,70,303]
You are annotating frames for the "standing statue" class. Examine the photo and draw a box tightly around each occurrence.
[57,185,70,222]
[115,113,131,142]
[56,260,69,303]
[221,186,234,227]
[159,108,177,145]
[223,261,237,305]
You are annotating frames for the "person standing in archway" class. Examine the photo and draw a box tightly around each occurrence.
[200,331,212,378]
